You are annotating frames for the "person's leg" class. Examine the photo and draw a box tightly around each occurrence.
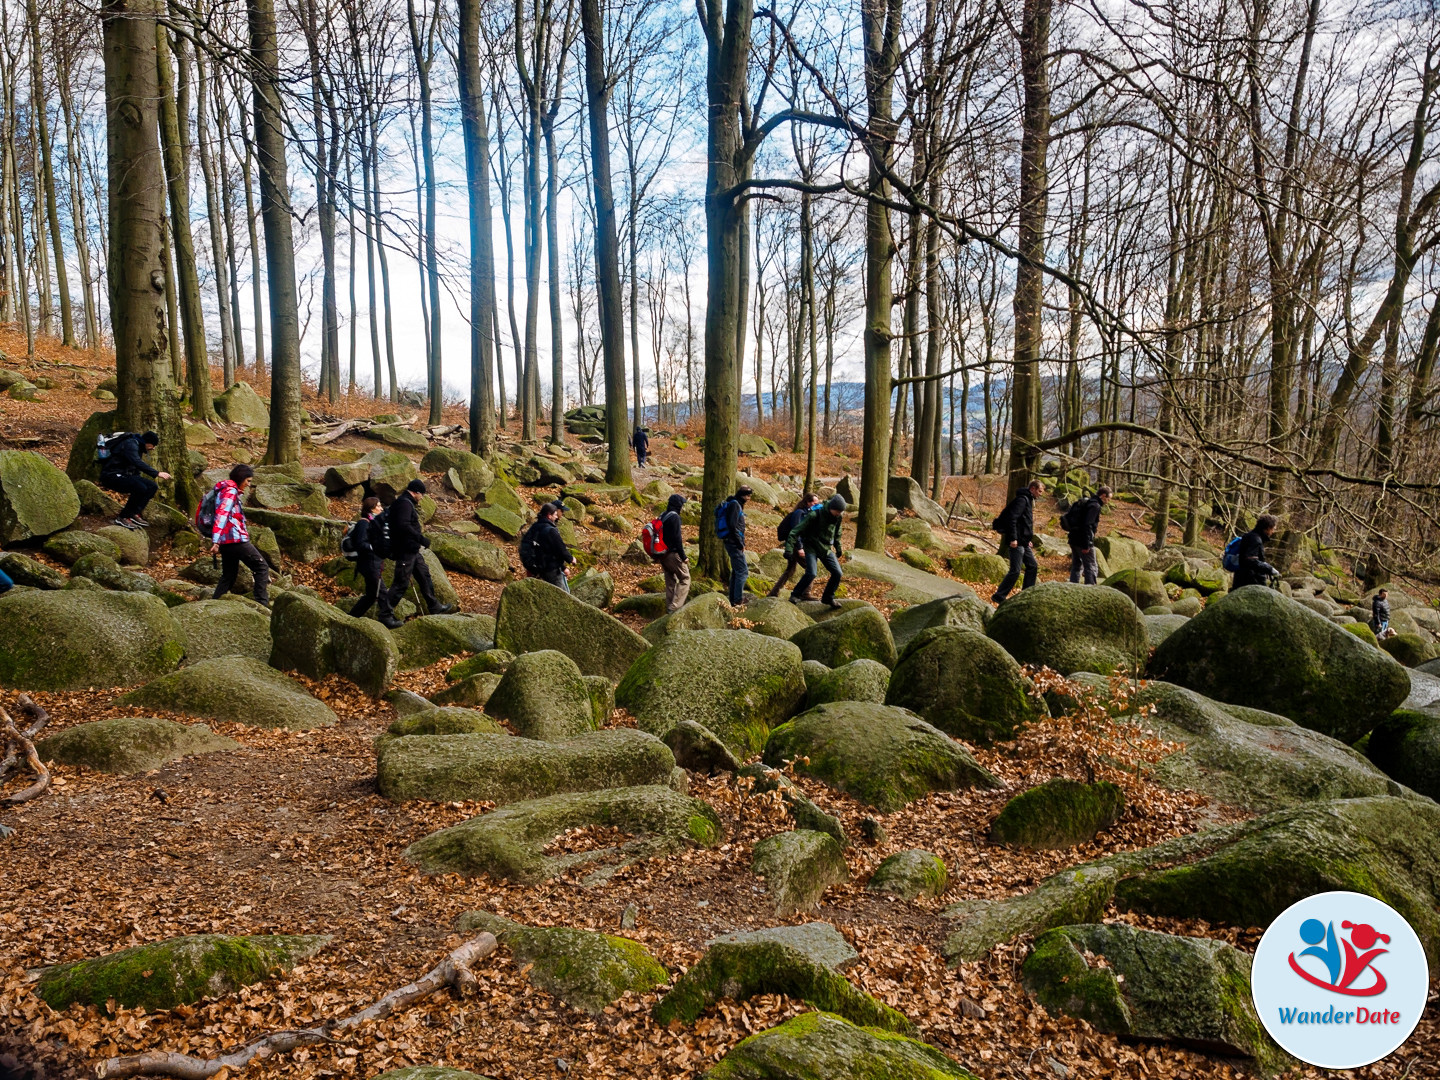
[237,542,270,603]
[1068,546,1082,583]
[212,544,241,599]
[127,476,158,519]
[350,568,381,618]
[818,550,844,604]
[410,554,447,612]
[104,475,149,520]
[540,569,570,592]
[1021,546,1039,590]
[385,552,418,613]
[672,552,690,609]
[726,543,748,604]
[791,547,818,601]
[1082,548,1098,585]
[992,545,1024,602]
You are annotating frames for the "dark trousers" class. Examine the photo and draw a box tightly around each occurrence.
[349,557,385,618]
[538,569,570,593]
[794,546,842,603]
[636,448,648,467]
[725,542,748,604]
[101,473,157,519]
[213,541,270,603]
[994,543,1037,601]
[768,552,803,596]
[383,551,438,615]
[1068,545,1098,585]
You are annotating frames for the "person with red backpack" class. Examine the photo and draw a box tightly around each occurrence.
[648,494,689,612]
[207,464,270,607]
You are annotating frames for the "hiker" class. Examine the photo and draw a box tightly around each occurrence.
[347,496,386,622]
[717,485,752,606]
[768,492,821,597]
[520,501,575,592]
[1371,588,1392,639]
[632,426,650,468]
[787,493,846,608]
[99,430,171,530]
[1064,485,1111,585]
[657,494,690,612]
[380,479,457,620]
[1232,514,1279,589]
[209,464,270,607]
[992,479,1043,604]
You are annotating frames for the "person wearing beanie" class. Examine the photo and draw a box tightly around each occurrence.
[718,485,753,606]
[658,493,689,611]
[99,429,170,530]
[378,477,456,625]
[768,492,821,597]
[785,493,847,607]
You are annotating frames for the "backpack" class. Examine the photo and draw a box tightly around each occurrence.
[96,431,135,466]
[369,507,393,560]
[340,520,363,560]
[778,507,803,543]
[991,511,1006,534]
[519,522,554,576]
[1058,496,1090,535]
[194,483,221,535]
[1222,535,1243,573]
[640,516,669,559]
[714,499,733,540]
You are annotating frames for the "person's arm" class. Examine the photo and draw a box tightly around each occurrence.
[397,498,427,547]
[116,439,160,478]
[1085,501,1101,548]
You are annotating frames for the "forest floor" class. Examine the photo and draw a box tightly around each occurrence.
[0,328,1434,1080]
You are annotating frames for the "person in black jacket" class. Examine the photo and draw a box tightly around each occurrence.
[1232,514,1279,589]
[522,501,576,591]
[657,494,689,612]
[348,496,388,623]
[379,480,457,622]
[1066,485,1111,585]
[720,485,752,606]
[99,431,171,530]
[632,426,650,468]
[992,479,1043,603]
[1371,588,1392,638]
[768,492,821,597]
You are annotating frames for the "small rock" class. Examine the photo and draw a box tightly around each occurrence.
[859,817,888,844]
[621,903,638,930]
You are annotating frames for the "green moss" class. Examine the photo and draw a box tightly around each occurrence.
[0,589,185,691]
[866,850,948,900]
[37,717,237,774]
[987,582,1147,676]
[1023,930,1130,1033]
[704,1011,978,1079]
[886,628,1042,744]
[118,657,337,731]
[751,830,850,915]
[791,607,897,669]
[1344,622,1380,646]
[385,708,506,737]
[990,779,1124,849]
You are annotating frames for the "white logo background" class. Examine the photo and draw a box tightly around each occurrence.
[1252,891,1428,1069]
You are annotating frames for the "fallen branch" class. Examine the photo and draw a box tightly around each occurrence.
[95,933,497,1079]
[307,419,363,445]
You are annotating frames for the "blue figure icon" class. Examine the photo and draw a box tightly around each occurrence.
[1299,918,1341,986]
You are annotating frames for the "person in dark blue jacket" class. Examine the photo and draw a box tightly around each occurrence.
[348,497,387,622]
[100,431,171,530]
[768,492,820,597]
[632,427,650,467]
[719,485,753,606]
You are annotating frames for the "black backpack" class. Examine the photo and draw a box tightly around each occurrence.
[1058,497,1083,534]
[369,507,393,559]
[519,521,550,575]
[777,507,803,543]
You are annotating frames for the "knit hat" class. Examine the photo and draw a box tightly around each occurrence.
[406,479,428,494]
[827,494,847,513]
[140,431,159,445]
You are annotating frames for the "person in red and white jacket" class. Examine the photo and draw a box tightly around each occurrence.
[209,464,270,606]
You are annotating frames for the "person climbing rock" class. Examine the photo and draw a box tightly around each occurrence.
[347,496,387,622]
[658,494,690,612]
[768,492,821,598]
[787,494,846,608]
[209,464,270,607]
[992,479,1042,603]
[99,430,170,530]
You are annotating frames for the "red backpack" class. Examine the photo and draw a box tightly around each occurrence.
[640,516,669,559]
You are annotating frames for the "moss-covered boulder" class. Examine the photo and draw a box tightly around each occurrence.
[36,934,329,1011]
[888,595,991,652]
[494,578,647,681]
[617,629,806,757]
[1095,533,1148,573]
[1149,586,1411,743]
[214,381,270,427]
[268,591,398,696]
[751,830,849,915]
[989,779,1124,848]
[378,729,674,804]
[987,582,1147,676]
[1101,568,1167,610]
[485,649,599,740]
[0,551,64,590]
[118,657,337,730]
[70,551,161,593]
[942,866,1123,964]
[242,508,346,562]
[456,911,666,1015]
[171,599,272,664]
[886,627,1044,744]
[653,934,910,1033]
[790,606,897,669]
[420,447,493,495]
[805,659,890,707]
[736,595,815,640]
[96,523,149,566]
[947,551,1010,585]
[1144,613,1189,647]
[430,672,504,709]
[1366,710,1440,800]
[1163,558,1228,596]
[36,717,237,774]
[703,1011,978,1080]
[429,533,510,582]
[384,707,506,738]
[661,719,742,774]
[391,614,492,671]
[0,589,184,690]
[1383,633,1437,667]
[0,449,80,543]
[641,592,734,643]
[43,529,121,566]
[763,702,1002,812]
[866,850,948,900]
[1023,925,1287,1074]
[447,649,514,681]
[405,785,721,883]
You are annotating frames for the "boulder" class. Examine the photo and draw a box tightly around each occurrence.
[486,650,600,740]
[365,451,420,503]
[889,595,990,653]
[457,911,665,1015]
[0,552,64,589]
[213,381,270,427]
[987,582,1147,676]
[763,702,1003,812]
[446,649,513,681]
[36,717,237,774]
[1149,586,1411,743]
[171,599,272,663]
[1100,568,1167,610]
[738,595,816,640]
[1144,613,1189,647]
[702,1011,975,1080]
[641,592,734,643]
[804,659,890,707]
[942,865,1124,964]
[36,934,329,1011]
[1366,710,1440,800]
[0,449,80,543]
[321,459,373,495]
[384,707,506,738]
[653,931,909,1033]
[989,779,1124,848]
[365,423,428,450]
[72,479,122,518]
[268,591,398,696]
[866,849,949,900]
[617,629,807,756]
[430,672,504,709]
[96,524,149,566]
[377,728,674,804]
[404,785,721,883]
[886,627,1044,744]
[570,568,614,609]
[1163,558,1228,596]
[119,657,338,731]
[751,829,850,915]
[429,533,511,582]
[420,447,493,495]
[661,720,741,774]
[561,483,634,506]
[1095,533,1148,573]
[70,552,161,593]
[1383,633,1437,667]
[886,475,947,527]
[1022,924,1287,1073]
[243,508,346,562]
[43,530,121,566]
[843,548,973,606]
[0,590,184,690]
[791,606,897,669]
[494,578,648,681]
[391,614,492,671]
[736,433,775,456]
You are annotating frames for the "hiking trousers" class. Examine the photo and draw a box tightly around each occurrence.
[794,547,842,604]
[213,541,270,604]
[349,556,385,618]
[993,544,1037,601]
[384,551,440,614]
[725,542,749,605]
[1068,545,1098,585]
[659,549,690,612]
[102,473,158,519]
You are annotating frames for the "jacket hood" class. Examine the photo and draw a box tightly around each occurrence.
[666,494,687,513]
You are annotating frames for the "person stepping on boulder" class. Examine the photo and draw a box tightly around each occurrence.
[788,494,846,608]
[98,430,170,530]
[208,464,270,607]
[992,479,1042,604]
[380,479,457,622]
[520,501,576,592]
[769,492,820,598]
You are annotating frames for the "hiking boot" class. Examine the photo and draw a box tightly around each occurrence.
[822,598,842,609]
[428,602,458,616]
[380,615,404,630]
[113,517,139,530]
[130,515,150,527]
[789,593,814,604]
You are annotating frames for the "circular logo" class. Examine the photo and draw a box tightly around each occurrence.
[1252,891,1428,1069]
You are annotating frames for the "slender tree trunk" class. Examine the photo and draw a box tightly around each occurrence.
[408,0,444,423]
[801,191,819,493]
[28,0,74,346]
[194,18,236,385]
[57,71,100,349]
[458,0,498,454]
[304,0,339,403]
[216,73,246,369]
[238,93,266,373]
[370,136,399,401]
[161,209,182,381]
[545,115,566,444]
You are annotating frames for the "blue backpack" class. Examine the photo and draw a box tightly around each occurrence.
[714,499,732,540]
[1222,535,1243,573]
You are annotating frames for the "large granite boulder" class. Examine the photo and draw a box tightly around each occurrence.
[1149,586,1411,743]
[420,447,493,496]
[42,529,121,566]
[790,606,897,669]
[390,613,491,671]
[429,533,510,581]
[886,475,947,527]
[804,659,891,707]
[171,599,272,663]
[119,657,337,730]
[617,629,806,757]
[486,650,600,740]
[36,717,237,774]
[214,381,270,427]
[0,449,80,543]
[494,578,647,681]
[640,592,734,644]
[739,596,815,640]
[1095,533,1148,573]
[888,595,990,651]
[1100,568,1168,611]
[243,508,347,562]
[703,1012,977,1080]
[268,591,398,695]
[886,627,1044,744]
[0,589,184,690]
[987,582,1147,676]
[1365,710,1440,800]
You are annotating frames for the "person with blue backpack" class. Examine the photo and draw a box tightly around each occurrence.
[1227,514,1278,588]
[205,464,270,607]
[786,494,847,608]
[715,485,753,606]
[768,492,821,597]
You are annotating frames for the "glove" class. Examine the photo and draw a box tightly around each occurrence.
[422,537,431,549]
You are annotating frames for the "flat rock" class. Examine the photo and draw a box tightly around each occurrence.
[706,923,858,971]
[119,657,337,730]
[36,717,237,774]
[0,552,65,589]
[843,548,973,606]
[42,530,121,566]
[214,381,270,427]
[429,533,511,582]
[171,599,273,664]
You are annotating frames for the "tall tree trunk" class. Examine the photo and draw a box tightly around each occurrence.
[57,69,100,348]
[193,15,236,385]
[238,92,266,373]
[545,114,566,444]
[28,0,74,346]
[457,0,498,454]
[161,210,182,381]
[801,190,819,492]
[408,0,444,423]
[249,0,302,463]
[304,0,340,403]
[370,137,399,401]
[216,73,246,369]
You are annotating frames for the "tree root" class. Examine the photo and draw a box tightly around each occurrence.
[95,933,498,1079]
[0,697,50,807]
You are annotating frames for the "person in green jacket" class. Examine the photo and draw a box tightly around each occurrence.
[785,494,846,608]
